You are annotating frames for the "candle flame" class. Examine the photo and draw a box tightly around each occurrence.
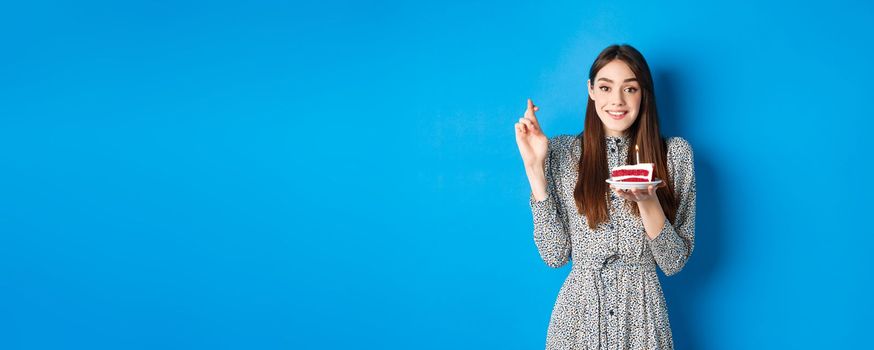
[635,144,640,164]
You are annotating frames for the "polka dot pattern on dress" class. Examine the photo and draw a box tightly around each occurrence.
[529,133,696,349]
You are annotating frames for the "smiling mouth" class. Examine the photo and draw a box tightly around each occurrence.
[607,110,627,119]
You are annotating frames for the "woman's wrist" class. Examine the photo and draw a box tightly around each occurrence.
[638,197,662,212]
[525,160,548,201]
[638,198,666,239]
[639,196,659,205]
[524,158,545,174]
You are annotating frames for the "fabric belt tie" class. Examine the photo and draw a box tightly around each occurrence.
[572,254,656,349]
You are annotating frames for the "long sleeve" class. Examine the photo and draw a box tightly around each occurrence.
[530,135,572,268]
[647,137,696,276]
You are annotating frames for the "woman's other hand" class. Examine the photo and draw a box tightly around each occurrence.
[610,182,667,203]
[515,98,548,170]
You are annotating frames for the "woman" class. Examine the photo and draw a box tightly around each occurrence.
[514,44,696,349]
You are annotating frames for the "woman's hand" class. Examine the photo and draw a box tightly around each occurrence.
[609,182,667,203]
[515,98,548,169]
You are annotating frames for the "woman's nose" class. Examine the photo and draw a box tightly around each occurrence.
[610,91,625,105]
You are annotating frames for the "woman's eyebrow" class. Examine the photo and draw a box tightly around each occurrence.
[597,77,638,83]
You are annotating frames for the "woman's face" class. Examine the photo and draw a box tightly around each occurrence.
[587,59,642,137]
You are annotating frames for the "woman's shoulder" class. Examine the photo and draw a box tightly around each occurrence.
[548,134,579,153]
[665,136,695,176]
[666,136,694,160]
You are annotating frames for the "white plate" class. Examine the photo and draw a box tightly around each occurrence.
[605,178,663,190]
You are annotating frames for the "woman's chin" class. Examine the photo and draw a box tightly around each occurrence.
[604,122,633,134]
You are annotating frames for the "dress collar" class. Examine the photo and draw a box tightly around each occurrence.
[604,134,631,146]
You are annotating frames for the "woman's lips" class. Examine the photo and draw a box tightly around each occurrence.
[607,111,627,120]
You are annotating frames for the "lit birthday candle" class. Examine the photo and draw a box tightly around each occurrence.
[635,144,640,164]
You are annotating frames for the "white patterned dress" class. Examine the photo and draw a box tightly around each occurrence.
[529,133,696,350]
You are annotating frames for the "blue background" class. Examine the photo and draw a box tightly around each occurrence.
[1,0,872,348]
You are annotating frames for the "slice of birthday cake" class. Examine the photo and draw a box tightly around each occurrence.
[610,163,654,182]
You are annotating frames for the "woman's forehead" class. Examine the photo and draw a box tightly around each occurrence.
[596,60,637,82]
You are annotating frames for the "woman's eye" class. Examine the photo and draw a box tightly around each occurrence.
[599,86,609,92]
[625,87,638,93]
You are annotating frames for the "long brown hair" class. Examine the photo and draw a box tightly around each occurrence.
[573,44,679,230]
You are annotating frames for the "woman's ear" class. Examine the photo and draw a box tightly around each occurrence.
[586,79,593,100]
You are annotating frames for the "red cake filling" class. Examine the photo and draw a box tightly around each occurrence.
[611,169,650,177]
[609,163,655,182]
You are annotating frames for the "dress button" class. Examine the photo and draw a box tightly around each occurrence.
[608,224,614,229]
[610,147,616,152]
[609,310,615,316]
